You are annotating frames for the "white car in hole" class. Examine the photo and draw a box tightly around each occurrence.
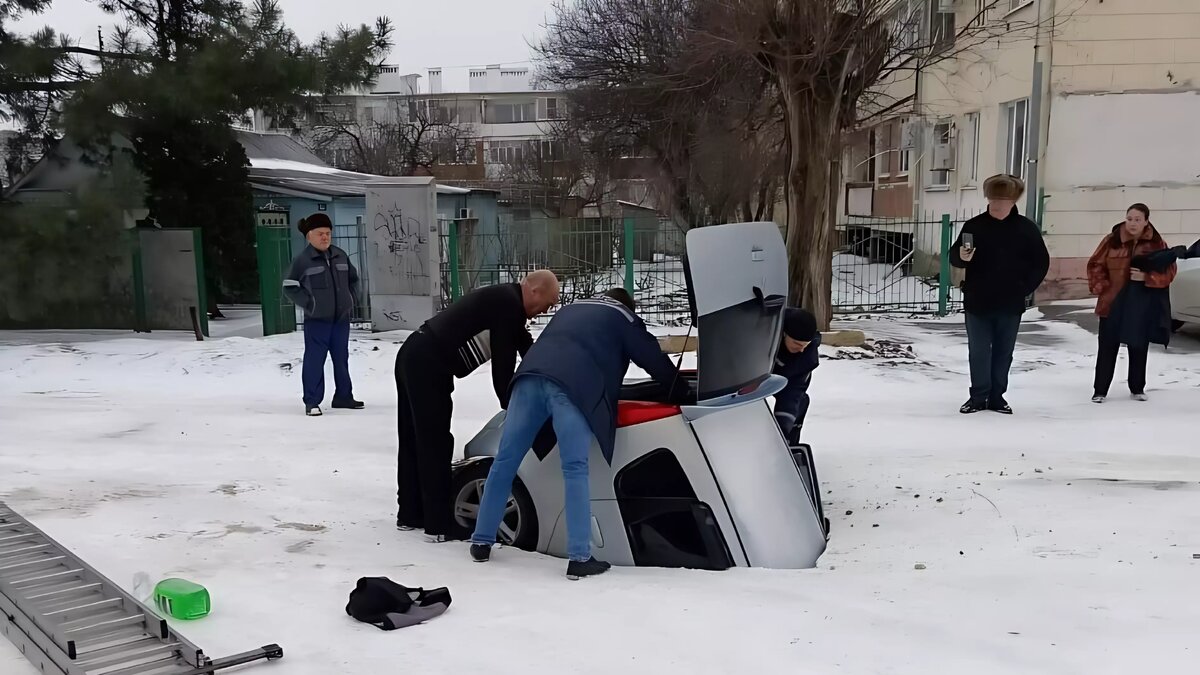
[447,221,829,570]
[1170,257,1200,329]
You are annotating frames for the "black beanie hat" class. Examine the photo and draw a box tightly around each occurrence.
[298,212,333,236]
[783,308,818,341]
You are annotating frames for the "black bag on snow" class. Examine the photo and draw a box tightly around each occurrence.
[345,577,452,630]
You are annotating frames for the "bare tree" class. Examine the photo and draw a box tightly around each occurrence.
[306,94,471,176]
[535,0,782,229]
[685,0,1060,327]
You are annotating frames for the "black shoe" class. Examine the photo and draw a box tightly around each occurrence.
[988,399,1013,415]
[470,544,491,562]
[332,398,365,410]
[959,400,986,414]
[396,518,419,531]
[566,557,611,580]
[305,406,323,417]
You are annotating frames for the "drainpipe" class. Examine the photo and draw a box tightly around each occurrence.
[1024,0,1056,221]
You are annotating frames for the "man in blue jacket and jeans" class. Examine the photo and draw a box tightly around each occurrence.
[468,288,684,579]
[282,213,364,417]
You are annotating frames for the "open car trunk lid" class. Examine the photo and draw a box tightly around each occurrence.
[684,221,790,406]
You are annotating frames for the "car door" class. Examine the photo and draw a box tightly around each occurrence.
[680,221,827,569]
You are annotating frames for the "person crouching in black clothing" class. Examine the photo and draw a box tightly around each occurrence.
[949,175,1050,415]
[394,270,560,542]
[773,308,821,444]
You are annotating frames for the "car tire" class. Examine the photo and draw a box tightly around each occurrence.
[449,459,538,551]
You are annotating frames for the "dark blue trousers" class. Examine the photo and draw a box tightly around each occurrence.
[964,311,1021,405]
[302,319,353,407]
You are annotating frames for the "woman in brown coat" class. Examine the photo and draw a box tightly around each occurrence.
[1085,203,1177,403]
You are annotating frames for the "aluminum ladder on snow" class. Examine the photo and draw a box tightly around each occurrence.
[0,501,283,675]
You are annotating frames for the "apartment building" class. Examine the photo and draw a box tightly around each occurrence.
[272,63,566,187]
[841,0,1200,297]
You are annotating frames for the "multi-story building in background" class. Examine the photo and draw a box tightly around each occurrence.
[262,63,567,190]
[840,0,1200,298]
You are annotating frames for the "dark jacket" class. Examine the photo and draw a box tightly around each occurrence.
[515,296,680,464]
[283,244,359,322]
[949,206,1050,315]
[1086,223,1175,318]
[421,282,534,407]
[772,331,821,438]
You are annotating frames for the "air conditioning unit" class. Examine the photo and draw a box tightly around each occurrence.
[457,208,475,220]
[936,0,955,12]
[932,143,956,171]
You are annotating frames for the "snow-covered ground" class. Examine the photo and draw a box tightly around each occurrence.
[3,313,1200,674]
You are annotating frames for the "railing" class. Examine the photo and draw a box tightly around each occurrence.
[833,213,966,315]
[439,215,691,326]
[435,213,977,324]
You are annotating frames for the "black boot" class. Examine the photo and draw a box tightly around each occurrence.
[959,399,986,414]
[988,398,1013,415]
[566,557,611,580]
[470,544,491,563]
[332,398,365,410]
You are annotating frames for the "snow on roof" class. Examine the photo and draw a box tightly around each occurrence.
[246,159,470,197]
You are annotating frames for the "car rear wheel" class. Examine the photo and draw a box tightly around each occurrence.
[449,460,538,550]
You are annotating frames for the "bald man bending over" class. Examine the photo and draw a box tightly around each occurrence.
[394,271,560,541]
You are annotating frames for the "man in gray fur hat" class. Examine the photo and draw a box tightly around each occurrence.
[949,175,1049,416]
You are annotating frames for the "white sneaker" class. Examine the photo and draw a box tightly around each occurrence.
[306,406,323,417]
[1091,395,1105,404]
[424,534,448,543]
[1131,393,1148,402]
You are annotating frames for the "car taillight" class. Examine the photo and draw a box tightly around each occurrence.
[616,401,681,427]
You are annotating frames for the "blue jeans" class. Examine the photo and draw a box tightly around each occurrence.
[471,376,594,561]
[964,311,1021,404]
[302,319,353,407]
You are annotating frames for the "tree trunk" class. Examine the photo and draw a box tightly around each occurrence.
[781,87,835,331]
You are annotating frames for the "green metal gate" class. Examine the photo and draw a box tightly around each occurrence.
[256,206,296,336]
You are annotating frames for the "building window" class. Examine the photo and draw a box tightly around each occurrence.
[488,140,531,165]
[888,0,922,61]
[962,111,980,184]
[867,130,877,182]
[487,102,536,124]
[1003,99,1029,179]
[929,120,953,187]
[930,1,956,53]
[974,0,990,24]
[435,138,476,165]
[897,117,912,176]
[539,140,564,161]
[546,97,559,119]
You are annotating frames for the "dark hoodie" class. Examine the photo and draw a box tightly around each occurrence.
[949,206,1050,314]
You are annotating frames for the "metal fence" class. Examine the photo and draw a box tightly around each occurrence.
[434,213,977,325]
[833,213,965,315]
[439,215,692,326]
[332,220,372,325]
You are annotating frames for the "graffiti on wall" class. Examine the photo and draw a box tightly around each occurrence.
[370,199,429,295]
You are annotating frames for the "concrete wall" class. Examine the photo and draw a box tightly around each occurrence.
[1039,0,1200,299]
[366,179,440,331]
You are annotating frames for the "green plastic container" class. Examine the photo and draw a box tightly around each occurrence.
[152,578,210,620]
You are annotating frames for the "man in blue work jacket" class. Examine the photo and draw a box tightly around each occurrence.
[468,288,684,579]
[282,213,363,417]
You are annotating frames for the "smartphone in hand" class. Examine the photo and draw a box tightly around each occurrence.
[962,232,975,251]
